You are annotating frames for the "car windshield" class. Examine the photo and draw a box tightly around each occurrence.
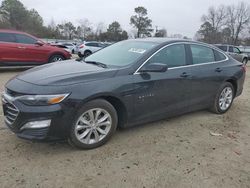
[85,40,157,67]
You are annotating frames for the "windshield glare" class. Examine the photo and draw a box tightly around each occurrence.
[85,40,157,67]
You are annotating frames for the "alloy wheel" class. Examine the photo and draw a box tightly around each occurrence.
[74,108,112,145]
[219,87,233,111]
[52,56,63,62]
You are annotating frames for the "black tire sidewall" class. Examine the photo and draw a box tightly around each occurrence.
[84,51,91,57]
[69,99,118,149]
[48,54,65,63]
[243,58,248,65]
[215,82,235,114]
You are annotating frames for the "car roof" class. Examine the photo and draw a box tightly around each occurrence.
[0,29,28,35]
[129,38,218,48]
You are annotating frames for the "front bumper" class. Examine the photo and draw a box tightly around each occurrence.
[1,92,74,141]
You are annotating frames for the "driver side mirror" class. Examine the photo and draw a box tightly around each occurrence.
[139,63,168,73]
[35,41,44,46]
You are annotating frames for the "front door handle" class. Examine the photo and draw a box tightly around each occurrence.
[18,46,26,49]
[180,72,190,78]
[215,68,222,72]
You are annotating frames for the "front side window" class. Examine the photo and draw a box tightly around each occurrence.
[0,32,16,43]
[233,47,241,54]
[190,44,215,64]
[15,34,37,44]
[146,44,186,68]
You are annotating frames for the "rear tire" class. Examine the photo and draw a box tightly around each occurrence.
[48,54,65,63]
[84,51,92,57]
[210,82,235,114]
[242,58,248,65]
[68,99,118,149]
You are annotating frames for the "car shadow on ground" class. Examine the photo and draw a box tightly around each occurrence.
[1,109,214,154]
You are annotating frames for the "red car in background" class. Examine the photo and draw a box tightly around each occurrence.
[0,29,71,67]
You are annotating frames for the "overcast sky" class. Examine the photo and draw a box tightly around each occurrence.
[9,0,249,37]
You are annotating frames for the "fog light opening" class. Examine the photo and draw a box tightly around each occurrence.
[21,120,51,130]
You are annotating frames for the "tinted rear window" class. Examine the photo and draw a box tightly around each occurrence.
[214,50,227,61]
[0,32,16,43]
[86,43,98,47]
[229,46,233,52]
[190,44,215,64]
[216,45,227,52]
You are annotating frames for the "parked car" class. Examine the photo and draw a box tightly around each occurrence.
[238,46,250,61]
[0,29,71,67]
[50,44,72,53]
[215,44,248,64]
[2,39,246,149]
[78,42,105,57]
[60,43,77,54]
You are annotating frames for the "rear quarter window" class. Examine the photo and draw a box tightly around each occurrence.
[214,50,227,61]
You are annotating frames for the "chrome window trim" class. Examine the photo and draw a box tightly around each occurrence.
[134,42,229,75]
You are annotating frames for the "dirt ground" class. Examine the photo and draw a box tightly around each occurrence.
[0,64,249,188]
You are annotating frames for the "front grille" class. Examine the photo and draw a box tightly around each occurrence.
[2,96,19,125]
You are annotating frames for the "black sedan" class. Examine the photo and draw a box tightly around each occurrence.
[2,38,246,149]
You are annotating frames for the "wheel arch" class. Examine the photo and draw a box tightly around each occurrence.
[48,52,67,62]
[78,94,128,128]
[225,78,237,97]
[84,50,92,54]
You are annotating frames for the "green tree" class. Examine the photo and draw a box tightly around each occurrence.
[100,21,128,42]
[57,22,76,40]
[130,6,152,38]
[0,0,28,30]
[106,21,122,41]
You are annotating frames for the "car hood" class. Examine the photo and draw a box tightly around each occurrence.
[15,60,118,86]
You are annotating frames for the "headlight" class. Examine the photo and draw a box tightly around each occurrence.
[17,94,70,106]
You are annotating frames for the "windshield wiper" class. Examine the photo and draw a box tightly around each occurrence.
[84,61,107,68]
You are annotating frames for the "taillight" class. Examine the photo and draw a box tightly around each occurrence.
[79,44,85,49]
[242,64,247,73]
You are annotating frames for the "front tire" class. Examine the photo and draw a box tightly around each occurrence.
[48,54,65,63]
[210,82,234,114]
[69,99,118,149]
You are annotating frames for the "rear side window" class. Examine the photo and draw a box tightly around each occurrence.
[229,46,233,52]
[15,34,37,44]
[216,45,227,52]
[190,44,215,64]
[147,44,186,68]
[0,32,16,43]
[214,50,227,61]
[86,43,98,47]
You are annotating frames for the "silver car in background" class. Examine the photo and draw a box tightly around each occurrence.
[78,42,106,57]
[215,44,248,65]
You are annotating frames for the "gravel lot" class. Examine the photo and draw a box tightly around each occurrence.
[0,64,249,188]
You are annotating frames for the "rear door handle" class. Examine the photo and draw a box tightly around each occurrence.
[180,72,190,78]
[215,68,222,72]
